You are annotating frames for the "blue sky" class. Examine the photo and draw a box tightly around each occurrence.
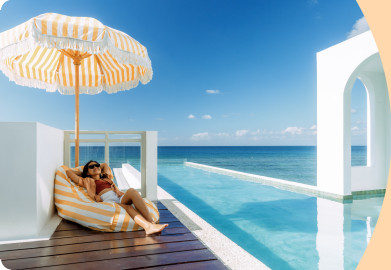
[0,0,369,146]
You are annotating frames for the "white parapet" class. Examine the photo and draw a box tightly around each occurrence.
[0,122,63,242]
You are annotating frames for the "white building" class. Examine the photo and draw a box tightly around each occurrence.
[317,30,390,199]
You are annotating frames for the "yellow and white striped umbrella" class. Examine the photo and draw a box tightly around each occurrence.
[0,13,153,166]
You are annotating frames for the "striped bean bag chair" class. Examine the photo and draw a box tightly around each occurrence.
[54,165,159,232]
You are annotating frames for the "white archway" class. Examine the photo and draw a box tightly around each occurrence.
[343,53,389,192]
[317,31,390,199]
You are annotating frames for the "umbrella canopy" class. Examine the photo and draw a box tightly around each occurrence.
[0,13,152,166]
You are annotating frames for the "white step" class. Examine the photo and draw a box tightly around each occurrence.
[122,163,141,190]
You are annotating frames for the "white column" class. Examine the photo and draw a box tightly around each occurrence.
[141,131,158,201]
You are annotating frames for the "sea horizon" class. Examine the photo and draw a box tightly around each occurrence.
[70,145,367,186]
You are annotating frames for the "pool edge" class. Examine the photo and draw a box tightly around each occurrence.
[185,162,385,203]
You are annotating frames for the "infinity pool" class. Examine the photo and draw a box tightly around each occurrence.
[157,163,383,270]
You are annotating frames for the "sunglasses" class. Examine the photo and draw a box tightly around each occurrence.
[88,163,100,169]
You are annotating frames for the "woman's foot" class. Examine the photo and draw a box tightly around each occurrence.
[145,223,169,235]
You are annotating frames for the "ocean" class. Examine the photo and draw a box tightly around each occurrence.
[71,146,367,186]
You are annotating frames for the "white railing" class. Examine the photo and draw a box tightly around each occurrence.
[63,130,157,200]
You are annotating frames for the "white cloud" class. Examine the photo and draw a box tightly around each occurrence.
[309,125,317,135]
[188,114,196,119]
[206,90,220,94]
[191,132,209,141]
[235,130,249,137]
[217,132,230,137]
[351,109,357,113]
[352,126,359,131]
[347,17,370,39]
[282,127,304,135]
[0,0,9,10]
[202,114,212,119]
[250,129,262,135]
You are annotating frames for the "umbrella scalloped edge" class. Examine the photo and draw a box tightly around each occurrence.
[0,18,153,71]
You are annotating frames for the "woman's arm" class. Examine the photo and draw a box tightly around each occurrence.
[66,169,101,202]
[111,181,125,197]
[100,163,113,180]
[66,169,83,186]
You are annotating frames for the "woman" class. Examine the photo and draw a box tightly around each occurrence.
[66,160,168,235]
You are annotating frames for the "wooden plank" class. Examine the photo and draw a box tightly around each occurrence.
[159,216,178,223]
[2,240,206,269]
[50,223,188,239]
[157,202,168,210]
[157,201,168,209]
[31,249,219,270]
[142,260,228,270]
[0,228,193,253]
[0,233,198,260]
[159,211,177,219]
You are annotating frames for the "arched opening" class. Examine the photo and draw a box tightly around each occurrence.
[350,79,368,166]
[343,53,389,192]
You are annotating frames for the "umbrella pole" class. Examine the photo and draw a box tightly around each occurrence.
[74,54,81,167]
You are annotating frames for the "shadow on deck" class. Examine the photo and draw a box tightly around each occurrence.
[0,202,227,269]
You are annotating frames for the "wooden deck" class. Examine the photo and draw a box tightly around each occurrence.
[0,202,227,269]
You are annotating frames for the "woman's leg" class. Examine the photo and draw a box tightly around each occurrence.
[120,188,154,223]
[119,204,168,235]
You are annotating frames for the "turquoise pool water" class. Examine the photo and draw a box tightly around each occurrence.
[71,145,375,269]
[157,163,383,270]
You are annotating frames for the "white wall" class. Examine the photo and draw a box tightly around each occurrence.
[0,122,37,240]
[317,31,389,196]
[36,122,64,234]
[0,122,63,241]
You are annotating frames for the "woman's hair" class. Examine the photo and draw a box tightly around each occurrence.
[81,160,100,178]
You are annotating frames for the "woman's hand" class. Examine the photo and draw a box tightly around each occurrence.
[83,177,95,184]
[94,194,103,202]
